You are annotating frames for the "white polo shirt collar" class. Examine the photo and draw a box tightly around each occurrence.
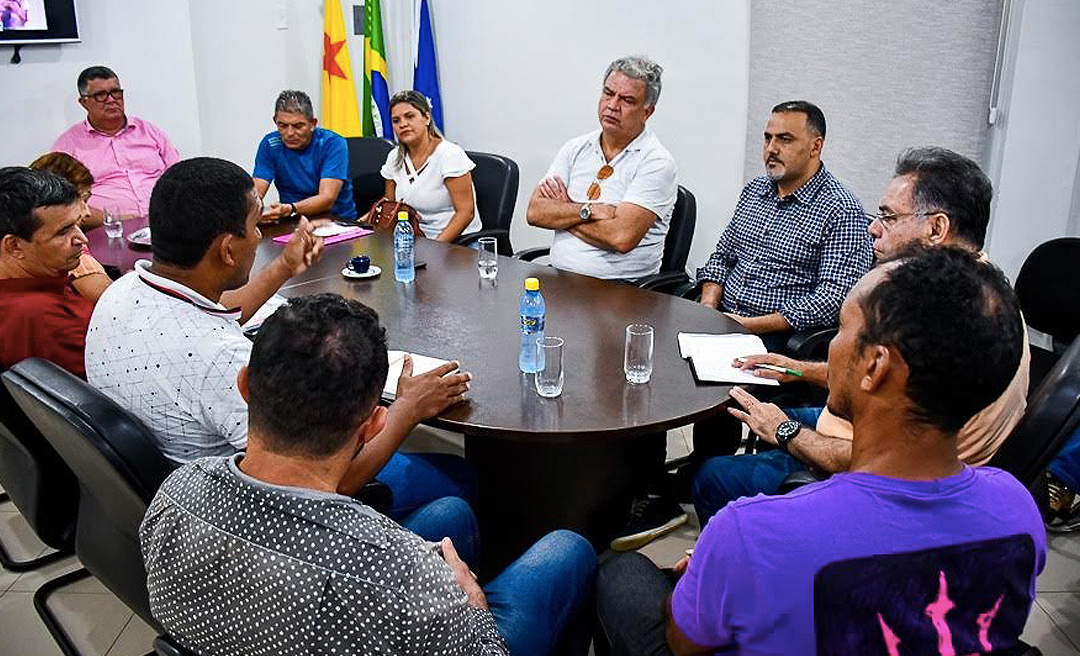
[133,260,242,322]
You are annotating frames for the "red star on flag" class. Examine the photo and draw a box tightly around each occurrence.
[323,32,346,80]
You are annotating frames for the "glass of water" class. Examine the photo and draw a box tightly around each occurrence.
[103,208,123,239]
[534,336,564,398]
[624,324,654,384]
[477,236,498,281]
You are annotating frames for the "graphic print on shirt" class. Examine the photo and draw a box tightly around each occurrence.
[813,535,1036,656]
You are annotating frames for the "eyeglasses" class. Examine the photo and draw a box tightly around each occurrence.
[81,88,124,103]
[864,209,944,230]
[586,164,614,201]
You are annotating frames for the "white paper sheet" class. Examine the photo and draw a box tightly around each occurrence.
[677,333,780,385]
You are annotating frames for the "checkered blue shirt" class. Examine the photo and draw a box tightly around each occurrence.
[696,164,871,330]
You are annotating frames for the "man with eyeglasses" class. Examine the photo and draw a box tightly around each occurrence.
[525,55,677,280]
[52,66,179,218]
[691,146,1030,527]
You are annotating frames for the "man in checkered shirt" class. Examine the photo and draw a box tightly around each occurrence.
[697,100,872,348]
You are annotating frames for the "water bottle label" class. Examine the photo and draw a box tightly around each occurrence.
[521,315,544,333]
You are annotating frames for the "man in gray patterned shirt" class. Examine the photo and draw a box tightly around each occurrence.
[141,293,596,656]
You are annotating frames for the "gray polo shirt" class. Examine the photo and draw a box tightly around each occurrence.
[140,455,507,655]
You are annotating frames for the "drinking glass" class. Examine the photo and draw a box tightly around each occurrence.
[534,336,564,398]
[624,324,654,384]
[103,208,123,239]
[477,237,498,281]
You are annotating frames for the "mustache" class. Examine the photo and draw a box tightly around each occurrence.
[767,157,783,165]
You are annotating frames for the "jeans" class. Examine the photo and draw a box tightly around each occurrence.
[485,530,597,656]
[595,552,676,656]
[398,496,479,568]
[1048,424,1080,491]
[376,451,478,519]
[691,406,824,526]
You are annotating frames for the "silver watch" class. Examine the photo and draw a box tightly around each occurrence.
[579,202,592,221]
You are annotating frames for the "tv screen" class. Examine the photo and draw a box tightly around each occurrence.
[0,0,79,46]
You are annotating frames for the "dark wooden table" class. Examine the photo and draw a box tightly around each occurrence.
[91,220,742,573]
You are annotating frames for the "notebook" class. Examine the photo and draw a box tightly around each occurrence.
[383,351,455,400]
[677,332,780,386]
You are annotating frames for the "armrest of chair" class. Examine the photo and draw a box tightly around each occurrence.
[785,326,838,361]
[154,635,197,656]
[675,278,703,301]
[514,246,551,262]
[776,469,830,495]
[455,228,512,255]
[635,271,691,293]
[353,480,393,514]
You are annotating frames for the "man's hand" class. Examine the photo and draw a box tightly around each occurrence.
[587,203,618,221]
[734,353,805,384]
[260,202,292,223]
[726,387,788,446]
[537,176,571,202]
[394,356,471,424]
[441,538,488,609]
[278,217,324,276]
[672,554,691,576]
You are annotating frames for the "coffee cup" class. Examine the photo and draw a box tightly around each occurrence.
[347,255,371,274]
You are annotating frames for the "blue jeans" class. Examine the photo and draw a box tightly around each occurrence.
[1048,424,1080,491]
[692,406,824,526]
[485,530,597,656]
[398,496,480,568]
[376,451,478,519]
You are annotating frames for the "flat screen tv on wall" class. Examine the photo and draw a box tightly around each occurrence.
[0,0,79,46]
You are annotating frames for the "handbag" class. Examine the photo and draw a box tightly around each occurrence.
[363,198,423,236]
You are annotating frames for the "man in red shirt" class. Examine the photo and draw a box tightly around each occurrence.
[0,167,95,378]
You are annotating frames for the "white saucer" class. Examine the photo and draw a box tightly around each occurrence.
[341,265,381,279]
[126,226,152,247]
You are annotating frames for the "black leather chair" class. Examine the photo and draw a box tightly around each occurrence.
[1014,237,1080,395]
[515,185,696,288]
[0,365,77,571]
[153,635,198,656]
[3,358,174,654]
[346,137,395,218]
[454,150,519,255]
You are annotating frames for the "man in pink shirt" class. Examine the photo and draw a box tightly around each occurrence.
[52,66,179,217]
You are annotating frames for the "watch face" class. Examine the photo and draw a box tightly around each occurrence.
[579,204,590,221]
[777,420,801,442]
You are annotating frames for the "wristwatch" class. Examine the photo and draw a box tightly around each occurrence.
[775,420,802,453]
[287,203,298,218]
[579,202,592,221]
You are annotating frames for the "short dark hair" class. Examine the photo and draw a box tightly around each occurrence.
[771,100,826,138]
[148,157,254,268]
[857,246,1022,433]
[0,167,78,241]
[247,294,390,458]
[894,146,993,249]
[77,66,118,95]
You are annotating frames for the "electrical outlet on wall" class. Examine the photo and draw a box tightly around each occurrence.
[276,1,288,30]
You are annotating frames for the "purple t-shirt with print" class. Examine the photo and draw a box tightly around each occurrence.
[672,466,1046,655]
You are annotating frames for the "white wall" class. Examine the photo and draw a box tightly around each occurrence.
[0,0,202,166]
[985,0,1080,279]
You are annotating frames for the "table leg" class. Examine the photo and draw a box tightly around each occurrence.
[465,432,663,579]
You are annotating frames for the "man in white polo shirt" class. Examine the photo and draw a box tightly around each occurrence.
[525,55,678,280]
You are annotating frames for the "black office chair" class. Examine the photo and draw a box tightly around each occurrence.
[346,137,395,218]
[454,150,519,255]
[153,635,198,656]
[515,185,697,288]
[3,358,174,654]
[1014,237,1080,395]
[0,364,78,571]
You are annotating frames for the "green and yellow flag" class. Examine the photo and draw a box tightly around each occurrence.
[321,0,362,137]
[362,0,392,138]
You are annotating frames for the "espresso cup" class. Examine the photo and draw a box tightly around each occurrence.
[347,255,371,274]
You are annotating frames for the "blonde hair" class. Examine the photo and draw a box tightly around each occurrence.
[30,152,94,195]
[389,90,440,168]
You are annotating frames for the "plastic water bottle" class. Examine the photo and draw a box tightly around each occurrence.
[393,212,415,283]
[519,277,546,373]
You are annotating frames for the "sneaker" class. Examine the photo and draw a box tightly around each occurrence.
[610,494,688,552]
[1045,475,1080,533]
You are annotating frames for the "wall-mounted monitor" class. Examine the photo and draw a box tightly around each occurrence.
[0,0,79,46]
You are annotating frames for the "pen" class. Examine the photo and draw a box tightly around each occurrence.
[735,358,803,377]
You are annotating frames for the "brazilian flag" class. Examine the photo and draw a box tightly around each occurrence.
[363,0,392,139]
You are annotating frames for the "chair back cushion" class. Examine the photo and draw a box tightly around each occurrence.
[3,358,173,628]
[662,186,696,274]
[466,150,519,233]
[347,137,395,217]
[990,335,1080,486]
[1014,237,1080,344]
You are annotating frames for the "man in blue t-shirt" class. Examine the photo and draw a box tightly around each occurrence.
[596,247,1046,655]
[253,90,356,221]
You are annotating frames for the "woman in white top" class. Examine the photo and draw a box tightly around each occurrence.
[379,91,481,241]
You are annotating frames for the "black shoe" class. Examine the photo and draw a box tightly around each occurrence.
[609,494,688,552]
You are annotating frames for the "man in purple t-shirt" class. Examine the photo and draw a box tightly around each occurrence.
[596,247,1046,655]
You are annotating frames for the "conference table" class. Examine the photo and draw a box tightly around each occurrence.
[89,218,742,574]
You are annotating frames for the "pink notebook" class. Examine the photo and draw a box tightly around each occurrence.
[272,225,373,245]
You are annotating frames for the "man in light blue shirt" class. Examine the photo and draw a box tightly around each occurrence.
[253,90,356,221]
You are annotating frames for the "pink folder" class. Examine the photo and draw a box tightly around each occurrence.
[272,226,373,246]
